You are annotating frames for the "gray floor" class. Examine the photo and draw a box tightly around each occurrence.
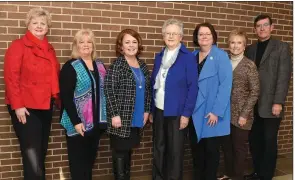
[130,153,293,180]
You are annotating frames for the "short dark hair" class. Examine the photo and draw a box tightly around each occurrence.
[254,14,273,27]
[193,22,217,47]
[115,29,143,57]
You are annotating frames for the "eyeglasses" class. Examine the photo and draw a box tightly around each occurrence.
[198,33,212,37]
[164,32,181,37]
[256,23,270,29]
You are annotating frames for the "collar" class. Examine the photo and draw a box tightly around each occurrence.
[158,43,189,57]
[22,30,53,50]
[258,38,270,45]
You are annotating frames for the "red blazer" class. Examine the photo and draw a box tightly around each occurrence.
[4,31,60,110]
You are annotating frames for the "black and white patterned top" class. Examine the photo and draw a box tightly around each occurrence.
[104,56,151,138]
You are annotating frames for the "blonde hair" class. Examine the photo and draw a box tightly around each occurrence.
[71,29,97,60]
[162,18,184,36]
[228,29,248,46]
[25,7,52,27]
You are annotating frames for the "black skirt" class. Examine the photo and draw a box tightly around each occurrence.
[110,127,141,151]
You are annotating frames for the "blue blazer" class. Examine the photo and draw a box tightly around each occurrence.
[151,43,198,117]
[192,45,232,142]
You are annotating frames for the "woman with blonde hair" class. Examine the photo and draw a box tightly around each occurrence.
[4,7,60,180]
[218,29,259,180]
[59,29,107,180]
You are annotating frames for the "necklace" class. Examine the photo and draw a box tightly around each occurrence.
[130,67,143,89]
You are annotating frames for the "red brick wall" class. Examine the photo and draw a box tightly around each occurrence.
[0,1,292,179]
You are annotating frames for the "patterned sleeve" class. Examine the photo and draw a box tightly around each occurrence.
[143,63,151,112]
[240,62,260,119]
[104,60,121,119]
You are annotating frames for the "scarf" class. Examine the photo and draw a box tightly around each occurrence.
[26,30,60,98]
[154,43,181,89]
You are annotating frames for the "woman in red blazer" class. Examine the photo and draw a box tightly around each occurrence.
[4,7,60,180]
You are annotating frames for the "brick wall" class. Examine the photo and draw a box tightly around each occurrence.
[0,1,292,179]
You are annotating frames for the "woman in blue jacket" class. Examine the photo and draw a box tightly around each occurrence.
[189,22,233,180]
[150,18,198,180]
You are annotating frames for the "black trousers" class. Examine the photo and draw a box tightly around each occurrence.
[66,126,103,180]
[189,120,221,180]
[220,134,234,177]
[249,114,281,180]
[7,105,53,180]
[152,108,187,180]
[221,125,250,180]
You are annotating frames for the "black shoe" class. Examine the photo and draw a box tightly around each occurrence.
[244,172,260,180]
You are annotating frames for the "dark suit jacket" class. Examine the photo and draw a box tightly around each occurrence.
[245,38,292,118]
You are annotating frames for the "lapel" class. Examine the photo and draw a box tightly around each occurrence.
[260,39,276,66]
[22,35,53,61]
[198,45,218,82]
[194,45,218,110]
[250,43,257,62]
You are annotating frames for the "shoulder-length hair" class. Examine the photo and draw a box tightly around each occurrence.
[71,29,97,60]
[115,29,143,57]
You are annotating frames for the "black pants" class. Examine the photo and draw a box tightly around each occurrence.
[249,114,281,180]
[221,125,250,180]
[189,120,221,180]
[66,126,103,180]
[152,108,187,180]
[7,105,53,180]
[220,134,234,177]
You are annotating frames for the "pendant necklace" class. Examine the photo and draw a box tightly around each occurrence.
[130,67,143,89]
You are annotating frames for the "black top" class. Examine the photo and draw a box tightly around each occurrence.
[196,52,207,77]
[59,59,107,129]
[255,38,270,68]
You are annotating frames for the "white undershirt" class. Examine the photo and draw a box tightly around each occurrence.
[155,49,176,110]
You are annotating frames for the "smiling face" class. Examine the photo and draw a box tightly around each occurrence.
[121,34,138,58]
[197,26,213,47]
[254,18,274,42]
[28,16,48,40]
[77,34,93,58]
[163,24,182,50]
[229,35,246,56]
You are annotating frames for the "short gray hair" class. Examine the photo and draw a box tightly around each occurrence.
[25,7,52,28]
[162,18,184,36]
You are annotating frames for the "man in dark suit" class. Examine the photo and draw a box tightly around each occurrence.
[244,14,292,180]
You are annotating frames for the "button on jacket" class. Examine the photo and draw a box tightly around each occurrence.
[4,31,60,110]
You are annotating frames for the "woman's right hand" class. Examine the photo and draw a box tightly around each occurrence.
[112,116,122,128]
[15,107,30,124]
[74,123,86,136]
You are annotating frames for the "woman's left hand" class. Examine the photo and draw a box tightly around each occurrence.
[179,116,189,130]
[206,112,218,127]
[143,113,149,125]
